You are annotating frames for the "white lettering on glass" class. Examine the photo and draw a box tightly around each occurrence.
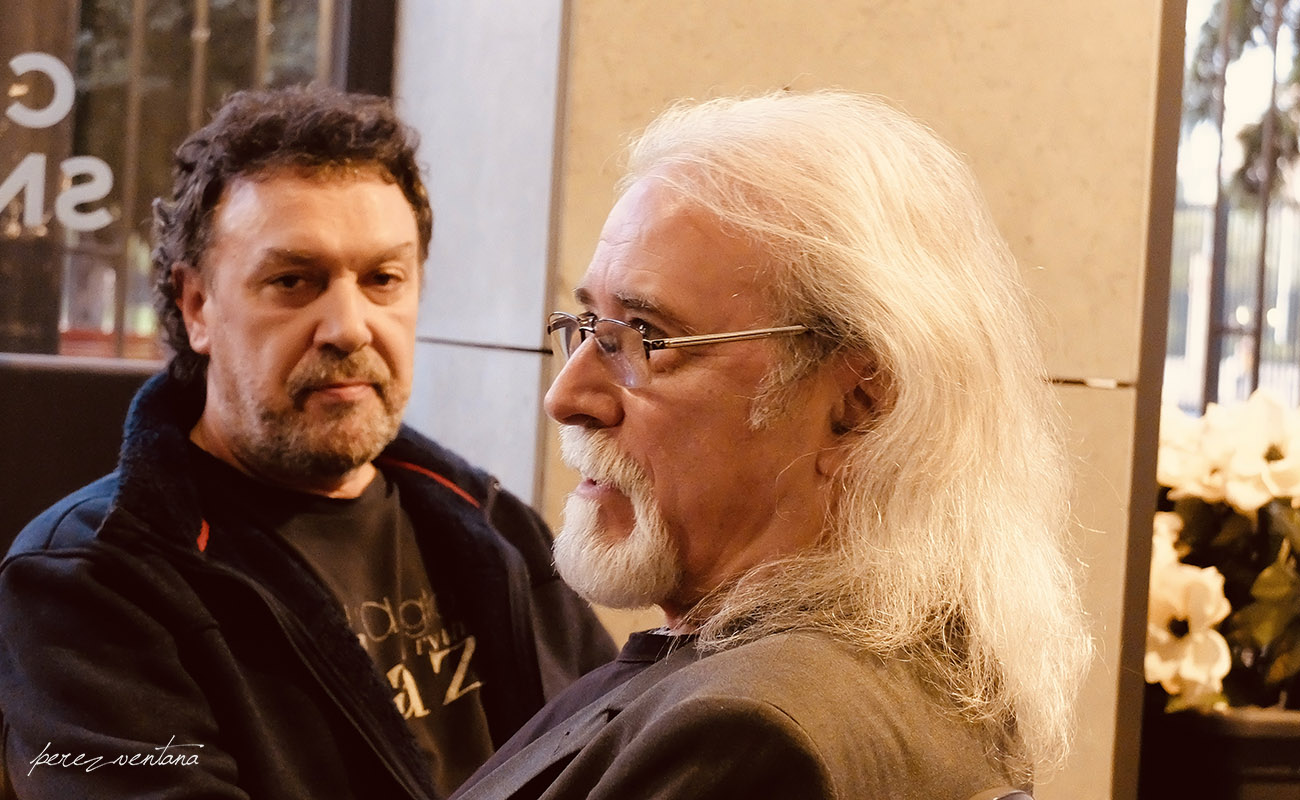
[6,52,75,128]
[2,54,115,233]
[0,153,46,228]
[57,156,114,231]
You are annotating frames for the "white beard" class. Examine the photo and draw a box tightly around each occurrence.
[553,426,682,609]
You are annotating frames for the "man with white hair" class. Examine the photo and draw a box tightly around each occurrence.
[453,90,1092,800]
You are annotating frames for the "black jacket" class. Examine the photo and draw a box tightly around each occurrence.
[0,371,615,799]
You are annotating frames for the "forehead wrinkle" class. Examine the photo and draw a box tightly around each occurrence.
[261,239,416,265]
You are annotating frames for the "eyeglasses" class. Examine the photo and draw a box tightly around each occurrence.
[547,311,808,388]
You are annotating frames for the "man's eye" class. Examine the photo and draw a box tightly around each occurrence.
[628,318,660,339]
[270,274,307,290]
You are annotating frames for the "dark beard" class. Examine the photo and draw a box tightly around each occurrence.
[252,399,401,480]
[232,348,407,485]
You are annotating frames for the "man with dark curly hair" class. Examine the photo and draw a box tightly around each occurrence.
[0,85,614,800]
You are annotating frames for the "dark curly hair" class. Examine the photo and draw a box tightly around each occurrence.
[151,84,432,379]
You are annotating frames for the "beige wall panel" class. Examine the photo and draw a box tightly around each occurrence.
[1054,384,1145,800]
[395,0,565,350]
[394,0,567,507]
[407,342,547,504]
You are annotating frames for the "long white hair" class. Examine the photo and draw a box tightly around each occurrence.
[620,90,1093,783]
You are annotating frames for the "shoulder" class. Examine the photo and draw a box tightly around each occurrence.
[0,530,185,662]
[504,640,840,800]
[380,426,555,574]
[637,633,903,724]
[7,472,120,556]
[619,632,1013,798]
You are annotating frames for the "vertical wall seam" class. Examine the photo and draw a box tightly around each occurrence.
[1114,2,1186,798]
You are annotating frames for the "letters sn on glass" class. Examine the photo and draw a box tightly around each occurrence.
[2,52,114,233]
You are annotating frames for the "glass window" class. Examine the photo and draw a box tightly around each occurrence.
[1,0,333,360]
[1167,0,1300,411]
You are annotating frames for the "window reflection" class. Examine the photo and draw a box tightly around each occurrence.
[1,0,328,360]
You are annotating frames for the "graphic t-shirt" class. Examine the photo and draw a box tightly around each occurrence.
[190,446,494,795]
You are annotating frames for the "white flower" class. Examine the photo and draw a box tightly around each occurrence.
[1264,457,1300,505]
[1145,519,1232,707]
[1223,392,1289,512]
[1158,403,1223,503]
[1158,392,1300,512]
[1262,404,1300,502]
[1151,511,1185,571]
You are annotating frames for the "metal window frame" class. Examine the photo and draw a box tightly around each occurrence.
[328,0,396,95]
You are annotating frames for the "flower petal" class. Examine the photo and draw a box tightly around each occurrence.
[1176,629,1232,692]
[1226,473,1274,513]
[1183,566,1232,629]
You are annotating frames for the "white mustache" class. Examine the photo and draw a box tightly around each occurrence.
[559,426,646,498]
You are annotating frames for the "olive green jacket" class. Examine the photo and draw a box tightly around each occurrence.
[453,631,1022,800]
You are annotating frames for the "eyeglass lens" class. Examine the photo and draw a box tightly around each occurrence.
[548,316,649,388]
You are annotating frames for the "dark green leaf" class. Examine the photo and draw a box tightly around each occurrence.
[1215,511,1256,549]
[1252,561,1300,602]
[1165,690,1228,713]
[1268,501,1300,553]
[1265,623,1300,684]
[1232,601,1292,649]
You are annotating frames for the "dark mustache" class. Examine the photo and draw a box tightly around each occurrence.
[285,350,391,401]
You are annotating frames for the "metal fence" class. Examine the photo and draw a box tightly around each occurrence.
[1165,201,1300,411]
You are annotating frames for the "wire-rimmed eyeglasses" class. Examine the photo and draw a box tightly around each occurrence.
[547,311,809,388]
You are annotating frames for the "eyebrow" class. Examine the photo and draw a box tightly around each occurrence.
[572,287,696,334]
[260,248,316,267]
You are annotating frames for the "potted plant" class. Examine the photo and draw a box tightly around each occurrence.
[1140,391,1300,798]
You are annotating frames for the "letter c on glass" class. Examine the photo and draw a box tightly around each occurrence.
[7,52,75,129]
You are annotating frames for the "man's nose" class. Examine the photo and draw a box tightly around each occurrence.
[544,337,624,429]
[313,280,373,353]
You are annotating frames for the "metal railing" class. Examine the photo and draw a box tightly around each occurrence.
[1167,201,1300,410]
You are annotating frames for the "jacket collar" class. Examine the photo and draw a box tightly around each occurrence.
[106,369,499,550]
[108,369,208,546]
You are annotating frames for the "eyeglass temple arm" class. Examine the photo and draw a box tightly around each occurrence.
[646,325,808,352]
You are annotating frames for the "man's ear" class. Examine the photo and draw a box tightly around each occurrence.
[829,352,887,435]
[817,352,889,477]
[173,264,212,355]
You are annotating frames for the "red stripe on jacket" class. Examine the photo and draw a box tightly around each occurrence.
[376,457,482,509]
[192,459,480,552]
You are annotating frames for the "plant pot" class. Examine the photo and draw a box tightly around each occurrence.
[1139,686,1300,799]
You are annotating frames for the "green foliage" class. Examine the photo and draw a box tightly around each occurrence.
[1176,495,1300,704]
[1185,0,1300,198]
[1185,0,1269,126]
[1166,688,1229,712]
[1272,502,1300,550]
[1265,622,1300,683]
